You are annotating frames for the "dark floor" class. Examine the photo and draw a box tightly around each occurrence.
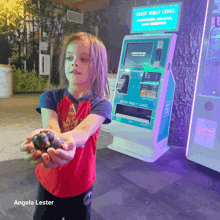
[1,146,220,220]
[1,95,220,220]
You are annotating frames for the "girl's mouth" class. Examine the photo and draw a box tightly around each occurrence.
[71,70,81,75]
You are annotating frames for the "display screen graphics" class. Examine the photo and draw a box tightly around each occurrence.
[141,72,161,82]
[139,72,161,97]
[140,84,159,98]
[194,118,217,149]
[123,43,153,67]
[132,3,181,33]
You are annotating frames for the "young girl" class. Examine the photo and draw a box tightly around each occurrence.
[20,32,112,220]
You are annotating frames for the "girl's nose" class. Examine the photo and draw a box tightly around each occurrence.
[72,59,79,67]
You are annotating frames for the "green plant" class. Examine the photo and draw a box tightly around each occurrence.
[12,65,47,92]
[12,65,18,92]
[38,74,48,91]
[11,53,19,61]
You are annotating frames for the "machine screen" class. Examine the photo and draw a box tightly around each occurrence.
[123,42,153,67]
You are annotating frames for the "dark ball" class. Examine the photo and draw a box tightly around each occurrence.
[50,138,64,149]
[33,131,63,150]
[40,130,55,143]
[33,133,50,150]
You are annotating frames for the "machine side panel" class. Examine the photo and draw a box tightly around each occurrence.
[153,34,176,145]
[157,71,175,143]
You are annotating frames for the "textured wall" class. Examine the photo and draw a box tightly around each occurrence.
[105,0,209,148]
[169,0,208,148]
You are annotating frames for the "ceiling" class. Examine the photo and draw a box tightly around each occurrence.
[50,0,109,12]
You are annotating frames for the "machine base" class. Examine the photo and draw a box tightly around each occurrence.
[107,136,170,162]
[187,151,220,173]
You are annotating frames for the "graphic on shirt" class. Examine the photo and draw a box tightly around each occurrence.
[60,104,76,133]
[57,95,90,133]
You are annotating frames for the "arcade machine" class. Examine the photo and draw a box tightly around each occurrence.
[186,0,220,173]
[102,2,182,162]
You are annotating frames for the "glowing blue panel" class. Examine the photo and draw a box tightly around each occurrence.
[132,3,181,33]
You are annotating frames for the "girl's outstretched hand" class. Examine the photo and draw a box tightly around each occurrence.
[19,128,60,166]
[20,129,76,169]
[41,133,76,169]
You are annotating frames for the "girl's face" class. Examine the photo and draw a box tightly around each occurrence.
[65,40,91,89]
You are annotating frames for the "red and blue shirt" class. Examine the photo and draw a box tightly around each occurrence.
[35,88,112,197]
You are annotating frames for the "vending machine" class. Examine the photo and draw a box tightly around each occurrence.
[102,2,182,162]
[186,0,220,173]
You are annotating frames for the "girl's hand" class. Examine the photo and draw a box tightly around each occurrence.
[19,128,62,166]
[40,133,76,169]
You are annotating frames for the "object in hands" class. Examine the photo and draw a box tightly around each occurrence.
[33,131,64,150]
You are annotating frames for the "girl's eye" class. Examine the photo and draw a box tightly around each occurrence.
[66,57,73,61]
[81,58,89,62]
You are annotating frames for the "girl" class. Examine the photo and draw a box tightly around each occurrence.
[20,32,112,220]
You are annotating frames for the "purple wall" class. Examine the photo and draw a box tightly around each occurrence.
[104,0,209,148]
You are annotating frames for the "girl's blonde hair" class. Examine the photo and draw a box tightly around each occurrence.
[57,32,110,100]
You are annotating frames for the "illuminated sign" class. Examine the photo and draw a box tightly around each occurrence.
[131,3,181,33]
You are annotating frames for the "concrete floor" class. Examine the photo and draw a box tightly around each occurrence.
[1,94,220,220]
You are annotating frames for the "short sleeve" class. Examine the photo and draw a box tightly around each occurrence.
[90,98,112,124]
[36,91,57,114]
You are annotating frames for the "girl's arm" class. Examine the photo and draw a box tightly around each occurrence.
[63,114,106,147]
[41,108,61,134]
